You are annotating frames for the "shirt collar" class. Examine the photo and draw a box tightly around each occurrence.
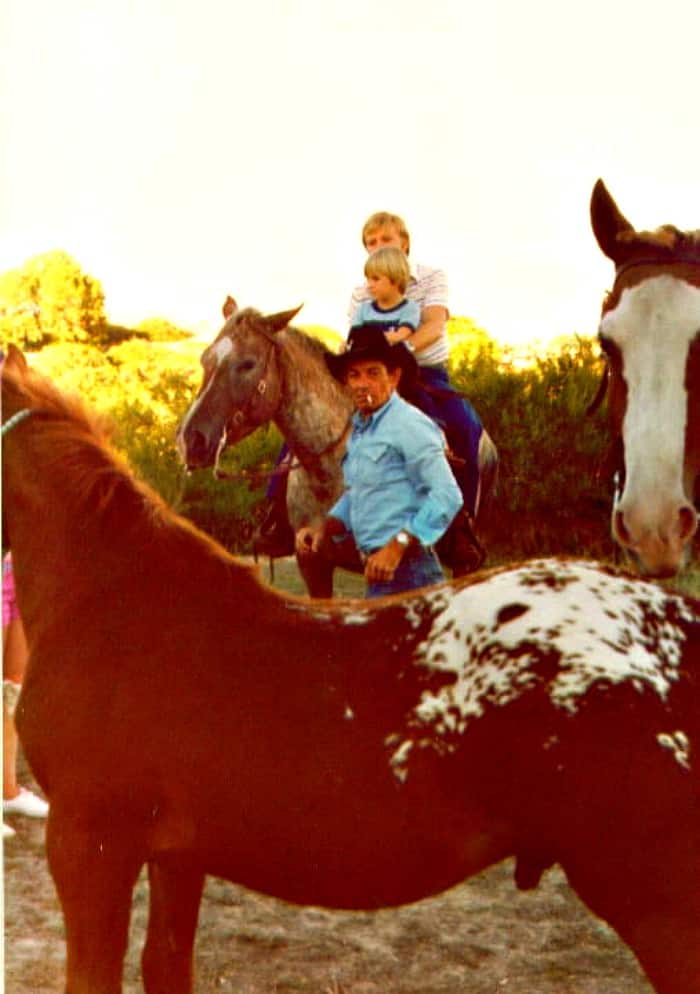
[352,390,399,433]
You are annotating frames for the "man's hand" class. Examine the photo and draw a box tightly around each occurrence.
[295,525,322,557]
[364,536,407,583]
[295,517,346,558]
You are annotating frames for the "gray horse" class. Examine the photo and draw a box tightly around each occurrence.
[178,299,498,596]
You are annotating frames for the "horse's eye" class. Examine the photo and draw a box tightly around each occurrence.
[236,360,256,374]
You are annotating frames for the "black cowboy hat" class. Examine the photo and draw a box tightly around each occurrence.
[325,325,419,387]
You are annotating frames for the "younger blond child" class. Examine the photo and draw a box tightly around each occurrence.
[350,246,420,347]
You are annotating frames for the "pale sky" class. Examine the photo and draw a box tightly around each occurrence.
[1,0,699,345]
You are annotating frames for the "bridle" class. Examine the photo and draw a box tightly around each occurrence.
[215,406,353,483]
[211,333,353,483]
[1,408,33,436]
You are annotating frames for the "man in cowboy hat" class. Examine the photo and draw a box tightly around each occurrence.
[296,326,462,598]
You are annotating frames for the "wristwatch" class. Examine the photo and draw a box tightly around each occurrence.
[395,530,412,547]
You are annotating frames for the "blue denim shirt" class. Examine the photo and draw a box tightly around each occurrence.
[329,392,463,553]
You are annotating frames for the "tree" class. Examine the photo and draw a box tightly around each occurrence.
[0,250,106,347]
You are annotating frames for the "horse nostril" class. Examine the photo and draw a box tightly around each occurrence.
[678,504,698,543]
[613,509,632,546]
[188,430,208,461]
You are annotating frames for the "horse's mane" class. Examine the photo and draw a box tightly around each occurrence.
[281,326,338,367]
[3,360,253,576]
[618,224,700,253]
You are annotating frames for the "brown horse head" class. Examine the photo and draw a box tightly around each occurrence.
[177,301,303,470]
[590,180,699,576]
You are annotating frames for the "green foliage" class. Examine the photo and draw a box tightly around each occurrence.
[134,317,194,342]
[450,334,614,560]
[447,316,500,364]
[182,425,283,551]
[0,251,106,347]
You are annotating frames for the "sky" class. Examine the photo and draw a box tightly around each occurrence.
[1,0,699,346]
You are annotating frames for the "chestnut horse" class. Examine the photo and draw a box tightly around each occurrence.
[590,180,699,576]
[3,346,700,994]
[177,298,499,596]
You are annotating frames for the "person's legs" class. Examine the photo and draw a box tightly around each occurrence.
[418,366,482,516]
[365,548,444,598]
[3,603,27,802]
[3,606,49,819]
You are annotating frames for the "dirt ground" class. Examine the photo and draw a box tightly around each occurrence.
[3,559,673,993]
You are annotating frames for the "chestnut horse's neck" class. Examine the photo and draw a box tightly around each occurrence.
[1,393,256,640]
[271,331,353,466]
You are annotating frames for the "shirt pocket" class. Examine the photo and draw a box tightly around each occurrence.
[355,440,405,488]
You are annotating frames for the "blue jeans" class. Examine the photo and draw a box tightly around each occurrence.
[412,365,482,517]
[365,547,444,599]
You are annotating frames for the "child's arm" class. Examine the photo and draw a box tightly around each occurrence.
[384,299,421,345]
[384,324,414,344]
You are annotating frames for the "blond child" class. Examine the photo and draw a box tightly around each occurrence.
[350,246,420,347]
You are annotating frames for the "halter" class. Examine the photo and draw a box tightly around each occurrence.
[1,408,32,437]
[603,251,700,316]
[212,337,279,476]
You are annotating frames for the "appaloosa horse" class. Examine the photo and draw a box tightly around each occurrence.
[2,346,699,994]
[177,298,498,596]
[590,180,699,576]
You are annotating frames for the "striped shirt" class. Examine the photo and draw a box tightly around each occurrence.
[347,262,450,366]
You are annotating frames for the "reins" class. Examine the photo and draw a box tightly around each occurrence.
[214,414,352,483]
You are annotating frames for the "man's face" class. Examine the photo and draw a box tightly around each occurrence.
[363,223,408,256]
[345,359,401,416]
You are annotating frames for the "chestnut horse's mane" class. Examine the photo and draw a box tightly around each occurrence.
[3,358,244,569]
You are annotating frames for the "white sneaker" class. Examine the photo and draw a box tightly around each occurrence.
[3,822,16,838]
[3,787,49,818]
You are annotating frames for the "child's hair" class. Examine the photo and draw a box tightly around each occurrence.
[361,212,411,255]
[364,246,410,293]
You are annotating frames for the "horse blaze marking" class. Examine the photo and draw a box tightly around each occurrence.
[210,337,233,363]
[590,179,700,576]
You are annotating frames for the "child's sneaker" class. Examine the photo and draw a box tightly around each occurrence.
[3,787,49,818]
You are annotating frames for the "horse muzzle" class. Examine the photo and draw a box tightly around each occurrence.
[612,498,697,577]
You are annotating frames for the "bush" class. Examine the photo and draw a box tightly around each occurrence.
[450,335,616,561]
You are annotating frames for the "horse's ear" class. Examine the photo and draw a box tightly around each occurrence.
[264,305,303,335]
[4,344,28,372]
[590,179,635,263]
[222,296,237,319]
